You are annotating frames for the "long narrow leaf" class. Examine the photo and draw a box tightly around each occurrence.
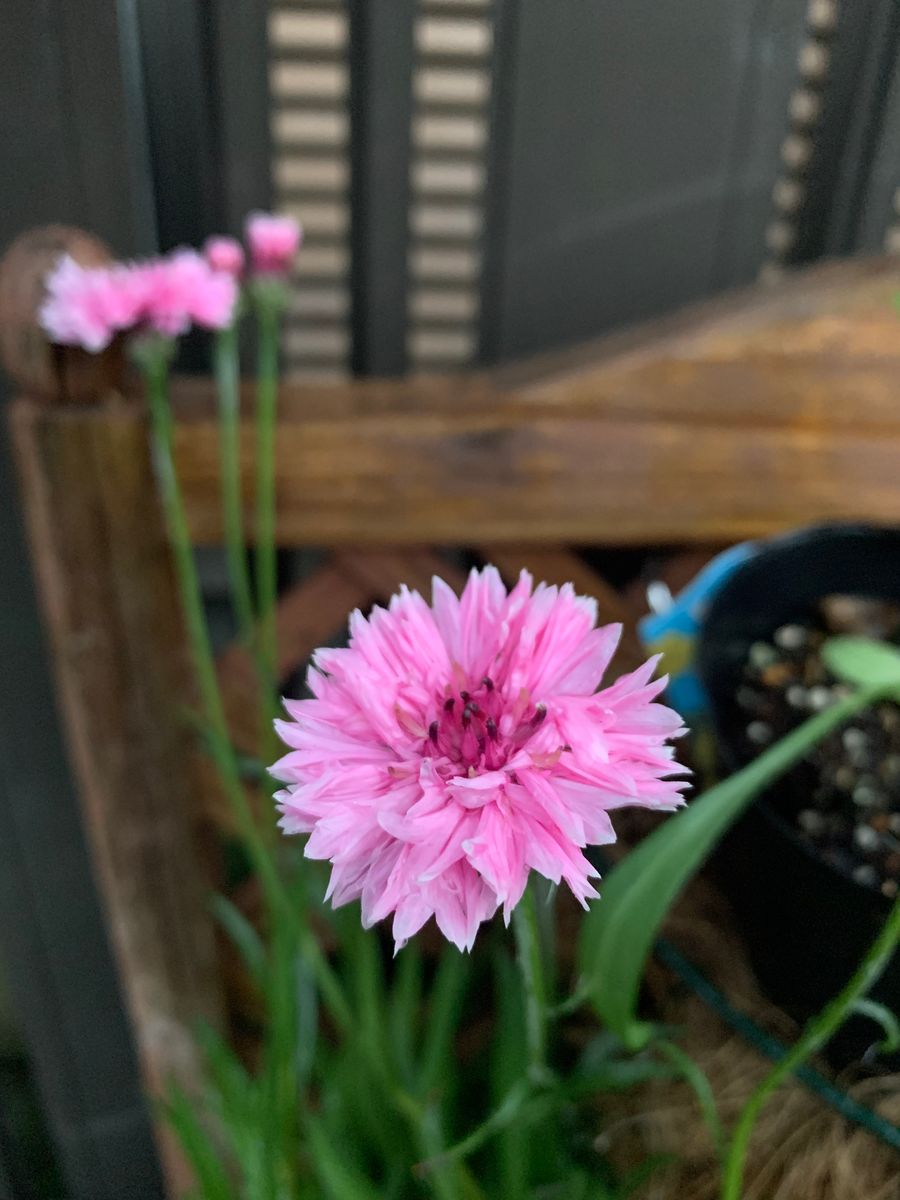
[418,949,470,1096]
[389,940,423,1087]
[491,951,529,1198]
[194,1023,271,1193]
[211,893,267,985]
[295,950,319,1087]
[656,1040,724,1161]
[305,1111,383,1200]
[161,1085,234,1200]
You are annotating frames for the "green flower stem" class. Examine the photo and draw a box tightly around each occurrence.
[419,1078,534,1171]
[146,341,457,1186]
[143,345,358,1039]
[513,883,551,1082]
[213,323,255,647]
[417,1101,488,1200]
[144,349,278,883]
[144,346,432,1091]
[721,891,900,1200]
[582,682,886,1046]
[253,297,281,726]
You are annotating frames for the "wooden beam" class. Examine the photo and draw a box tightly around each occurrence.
[12,257,900,549]
[154,255,900,546]
[8,398,225,1196]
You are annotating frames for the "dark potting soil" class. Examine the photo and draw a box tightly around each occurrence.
[733,594,900,899]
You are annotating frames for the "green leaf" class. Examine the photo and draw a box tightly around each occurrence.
[295,952,319,1088]
[388,940,423,1087]
[418,948,470,1096]
[822,635,900,692]
[578,688,877,1045]
[656,1040,724,1161]
[491,952,529,1199]
[305,1111,383,1200]
[853,997,900,1056]
[160,1085,234,1200]
[210,893,266,984]
[616,1154,675,1198]
[568,1033,671,1095]
[193,1022,270,1193]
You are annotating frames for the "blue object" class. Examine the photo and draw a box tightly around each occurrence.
[638,541,758,718]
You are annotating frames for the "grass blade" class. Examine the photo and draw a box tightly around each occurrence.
[418,949,470,1097]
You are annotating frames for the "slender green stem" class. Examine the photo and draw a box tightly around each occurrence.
[657,936,900,1151]
[143,350,248,818]
[513,883,551,1082]
[147,336,490,1192]
[657,1039,725,1163]
[142,346,316,999]
[253,299,280,703]
[720,891,900,1200]
[213,323,255,647]
[418,1079,534,1171]
[146,348,365,1059]
[415,1102,493,1200]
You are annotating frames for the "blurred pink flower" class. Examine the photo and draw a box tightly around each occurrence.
[39,250,238,351]
[39,256,144,352]
[272,567,687,952]
[141,250,238,336]
[245,212,302,275]
[204,236,245,278]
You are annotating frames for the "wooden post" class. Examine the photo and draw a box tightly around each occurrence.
[9,393,225,1196]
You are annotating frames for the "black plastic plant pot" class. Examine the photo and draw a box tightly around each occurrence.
[695,523,900,1067]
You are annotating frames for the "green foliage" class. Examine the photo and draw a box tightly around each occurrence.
[210,895,266,985]
[852,997,900,1057]
[655,1041,724,1162]
[162,1083,234,1200]
[822,635,900,692]
[578,675,883,1046]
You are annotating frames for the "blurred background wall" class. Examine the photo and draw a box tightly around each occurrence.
[2,2,900,1196]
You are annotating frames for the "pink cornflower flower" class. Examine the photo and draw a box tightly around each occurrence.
[39,250,238,351]
[139,250,238,336]
[204,236,245,278]
[39,256,144,352]
[272,567,687,952]
[245,212,302,275]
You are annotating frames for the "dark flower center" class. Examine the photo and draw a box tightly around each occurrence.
[427,675,547,774]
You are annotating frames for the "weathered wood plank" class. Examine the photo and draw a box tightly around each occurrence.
[161,256,900,546]
[170,406,900,546]
[9,398,225,1196]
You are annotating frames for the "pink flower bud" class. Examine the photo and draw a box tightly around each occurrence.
[245,212,302,275]
[203,236,245,278]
